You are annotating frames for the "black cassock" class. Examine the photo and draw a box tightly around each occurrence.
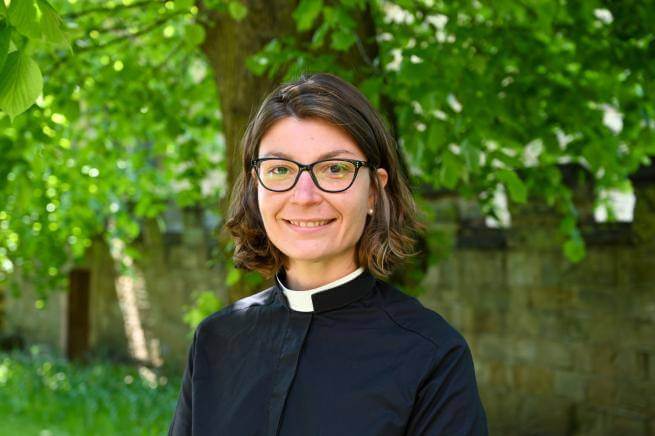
[169,268,488,435]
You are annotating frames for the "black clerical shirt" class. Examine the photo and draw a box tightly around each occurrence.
[168,269,488,435]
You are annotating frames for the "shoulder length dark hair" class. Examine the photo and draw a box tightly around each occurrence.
[224,72,422,279]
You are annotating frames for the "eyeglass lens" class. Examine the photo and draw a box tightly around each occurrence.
[257,159,358,191]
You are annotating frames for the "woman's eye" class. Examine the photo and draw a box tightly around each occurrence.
[329,165,345,173]
[269,166,289,175]
[328,163,352,174]
[316,162,353,178]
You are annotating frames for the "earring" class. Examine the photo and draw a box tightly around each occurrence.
[367,208,374,215]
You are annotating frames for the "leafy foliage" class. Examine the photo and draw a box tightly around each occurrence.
[182,290,223,333]
[249,0,655,261]
[0,50,43,120]
[0,348,179,435]
[0,0,224,296]
[0,0,69,120]
[1,0,654,302]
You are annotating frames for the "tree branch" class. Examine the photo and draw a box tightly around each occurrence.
[75,11,185,54]
[45,11,186,75]
[152,41,186,75]
[63,0,166,20]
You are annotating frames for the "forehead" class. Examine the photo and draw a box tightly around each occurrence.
[258,117,364,160]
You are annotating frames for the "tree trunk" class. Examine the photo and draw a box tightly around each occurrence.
[199,1,298,193]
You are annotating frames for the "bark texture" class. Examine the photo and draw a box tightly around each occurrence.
[199,1,298,192]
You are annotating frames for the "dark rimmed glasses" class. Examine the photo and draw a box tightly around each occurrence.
[251,157,373,193]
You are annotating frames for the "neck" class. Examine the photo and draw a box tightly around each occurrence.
[284,257,359,291]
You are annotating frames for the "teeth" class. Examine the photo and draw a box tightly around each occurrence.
[289,220,331,227]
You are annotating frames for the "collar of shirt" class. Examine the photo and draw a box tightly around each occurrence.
[275,266,374,313]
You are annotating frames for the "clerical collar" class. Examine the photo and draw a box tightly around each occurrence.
[275,267,375,313]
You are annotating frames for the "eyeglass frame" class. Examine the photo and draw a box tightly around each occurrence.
[250,157,374,193]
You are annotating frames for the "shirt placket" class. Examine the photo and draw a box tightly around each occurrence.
[267,309,313,436]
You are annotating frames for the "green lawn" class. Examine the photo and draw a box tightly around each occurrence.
[0,348,181,436]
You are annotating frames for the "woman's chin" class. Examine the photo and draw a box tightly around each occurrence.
[280,250,329,263]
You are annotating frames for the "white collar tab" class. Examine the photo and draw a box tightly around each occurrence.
[276,267,367,312]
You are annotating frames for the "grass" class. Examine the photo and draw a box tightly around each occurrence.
[0,347,181,436]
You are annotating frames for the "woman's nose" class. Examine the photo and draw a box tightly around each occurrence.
[291,170,321,203]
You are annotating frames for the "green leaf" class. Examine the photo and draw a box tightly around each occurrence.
[183,291,222,330]
[460,141,481,172]
[8,0,40,39]
[226,266,241,286]
[0,20,10,71]
[245,52,269,76]
[330,29,357,51]
[558,215,576,234]
[173,0,195,11]
[246,38,281,75]
[439,151,461,189]
[184,23,205,46]
[563,233,586,262]
[310,22,329,48]
[359,76,382,108]
[497,169,527,203]
[228,1,247,21]
[292,0,323,32]
[340,0,366,8]
[36,0,68,47]
[427,122,446,150]
[0,50,43,121]
[203,0,223,9]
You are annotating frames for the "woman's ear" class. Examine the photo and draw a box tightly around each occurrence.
[376,168,388,189]
[368,168,388,208]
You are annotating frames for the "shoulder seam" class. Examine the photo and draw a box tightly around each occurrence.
[377,303,441,351]
[373,281,441,349]
[373,281,463,351]
[199,286,276,327]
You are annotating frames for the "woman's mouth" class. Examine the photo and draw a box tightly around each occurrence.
[283,218,337,232]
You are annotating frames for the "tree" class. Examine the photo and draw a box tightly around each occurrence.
[1,0,224,297]
[1,0,653,302]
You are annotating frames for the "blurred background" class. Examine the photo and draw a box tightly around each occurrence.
[0,0,653,434]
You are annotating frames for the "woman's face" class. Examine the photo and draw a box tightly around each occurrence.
[255,117,388,270]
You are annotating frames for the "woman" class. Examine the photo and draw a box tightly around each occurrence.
[169,73,488,435]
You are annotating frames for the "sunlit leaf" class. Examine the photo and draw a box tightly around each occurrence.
[183,291,222,330]
[226,266,241,286]
[497,169,527,204]
[439,151,461,189]
[173,0,195,11]
[563,233,586,262]
[8,0,40,39]
[245,52,269,76]
[292,0,323,32]
[228,1,247,21]
[309,22,329,48]
[359,76,383,108]
[460,141,481,172]
[185,23,205,46]
[36,0,68,48]
[0,50,43,121]
[330,29,356,51]
[0,20,10,71]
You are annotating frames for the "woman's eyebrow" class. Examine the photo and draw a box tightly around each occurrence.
[262,149,357,160]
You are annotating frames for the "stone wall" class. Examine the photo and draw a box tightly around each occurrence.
[419,165,654,435]
[2,277,66,354]
[3,205,227,369]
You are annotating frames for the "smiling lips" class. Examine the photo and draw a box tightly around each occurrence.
[284,219,336,228]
